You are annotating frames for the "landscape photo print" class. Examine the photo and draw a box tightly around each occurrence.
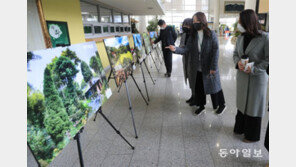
[132,34,146,63]
[104,36,134,87]
[27,41,112,166]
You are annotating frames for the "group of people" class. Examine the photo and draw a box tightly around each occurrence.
[154,9,269,144]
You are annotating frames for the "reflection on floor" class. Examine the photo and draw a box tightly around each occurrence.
[28,37,269,167]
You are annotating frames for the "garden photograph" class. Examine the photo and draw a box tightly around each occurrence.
[142,33,152,55]
[132,34,146,63]
[27,42,112,167]
[104,36,134,86]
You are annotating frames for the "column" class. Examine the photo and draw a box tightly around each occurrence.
[213,0,220,33]
[138,15,147,33]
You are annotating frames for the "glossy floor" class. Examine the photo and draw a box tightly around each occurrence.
[28,37,269,167]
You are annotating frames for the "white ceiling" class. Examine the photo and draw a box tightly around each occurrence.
[87,0,165,15]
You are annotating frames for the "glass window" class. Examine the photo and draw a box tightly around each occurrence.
[123,15,129,23]
[120,27,124,32]
[100,7,112,23]
[114,12,122,23]
[124,27,128,31]
[116,26,120,32]
[103,26,109,33]
[83,25,92,34]
[80,2,98,22]
[94,26,101,34]
[110,27,115,33]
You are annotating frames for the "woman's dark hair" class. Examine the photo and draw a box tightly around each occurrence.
[239,9,261,36]
[182,18,193,28]
[192,12,211,38]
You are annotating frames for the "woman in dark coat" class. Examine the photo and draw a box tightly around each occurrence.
[179,18,195,104]
[167,12,226,115]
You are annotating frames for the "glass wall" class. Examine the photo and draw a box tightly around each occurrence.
[79,0,131,37]
[80,1,99,22]
[160,0,209,28]
[100,7,112,23]
[114,12,122,23]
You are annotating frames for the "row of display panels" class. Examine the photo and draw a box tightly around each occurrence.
[27,31,158,167]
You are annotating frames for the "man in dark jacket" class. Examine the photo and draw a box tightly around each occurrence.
[152,19,177,77]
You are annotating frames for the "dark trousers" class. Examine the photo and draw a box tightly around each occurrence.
[233,110,262,141]
[163,49,172,74]
[195,71,225,107]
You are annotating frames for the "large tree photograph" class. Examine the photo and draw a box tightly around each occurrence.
[104,36,134,87]
[132,34,146,63]
[27,42,112,167]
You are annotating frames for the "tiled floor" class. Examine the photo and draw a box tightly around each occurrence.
[28,37,269,167]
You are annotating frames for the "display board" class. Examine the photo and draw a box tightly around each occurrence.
[149,31,158,43]
[104,36,134,87]
[142,33,152,55]
[132,34,146,63]
[27,42,112,166]
[46,21,71,47]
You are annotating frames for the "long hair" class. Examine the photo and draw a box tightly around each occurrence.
[192,12,211,38]
[239,9,262,36]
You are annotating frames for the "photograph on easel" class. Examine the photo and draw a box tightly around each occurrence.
[132,34,146,63]
[104,36,134,87]
[149,31,158,44]
[142,33,152,55]
[27,42,112,167]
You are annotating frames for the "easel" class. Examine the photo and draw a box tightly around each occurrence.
[148,51,160,73]
[155,44,164,65]
[106,70,139,138]
[93,107,136,144]
[107,67,148,105]
[139,58,156,102]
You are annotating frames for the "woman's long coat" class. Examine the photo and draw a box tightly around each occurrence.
[233,31,269,117]
[179,33,195,93]
[175,30,222,95]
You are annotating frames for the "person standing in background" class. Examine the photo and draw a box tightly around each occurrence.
[179,18,195,104]
[152,19,177,77]
[233,9,269,143]
[167,12,226,115]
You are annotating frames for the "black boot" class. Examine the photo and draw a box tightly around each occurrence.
[195,106,205,115]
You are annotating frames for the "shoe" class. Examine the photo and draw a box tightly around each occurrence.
[189,101,197,106]
[195,106,205,115]
[243,138,258,143]
[216,105,226,115]
[186,97,193,103]
[164,73,171,77]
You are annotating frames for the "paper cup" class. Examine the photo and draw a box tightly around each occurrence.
[241,58,249,66]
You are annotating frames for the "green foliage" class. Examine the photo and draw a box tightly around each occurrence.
[43,67,71,144]
[147,16,159,32]
[54,56,78,84]
[27,125,55,163]
[81,61,93,83]
[89,56,103,74]
[80,80,87,90]
[61,48,81,65]
[27,87,46,128]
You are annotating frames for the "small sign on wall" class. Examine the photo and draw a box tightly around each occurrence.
[46,21,71,47]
